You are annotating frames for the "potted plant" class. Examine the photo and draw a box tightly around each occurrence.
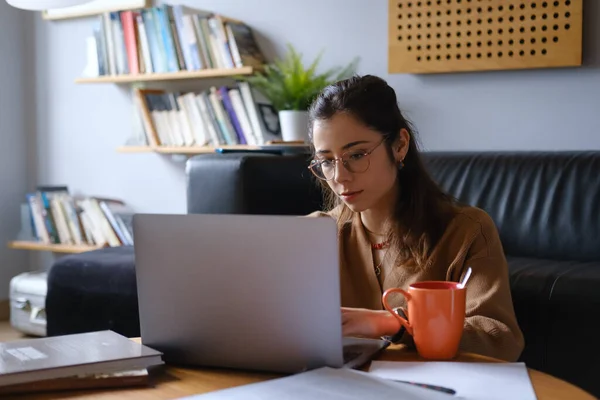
[241,44,358,143]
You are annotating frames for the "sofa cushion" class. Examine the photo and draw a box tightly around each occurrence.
[46,246,140,337]
[423,152,600,262]
[507,257,600,379]
[545,263,600,397]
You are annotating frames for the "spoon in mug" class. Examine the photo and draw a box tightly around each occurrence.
[458,267,472,289]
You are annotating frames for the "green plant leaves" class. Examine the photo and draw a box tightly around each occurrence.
[240,43,359,111]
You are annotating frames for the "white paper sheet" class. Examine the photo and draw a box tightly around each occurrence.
[369,361,537,400]
[177,366,455,399]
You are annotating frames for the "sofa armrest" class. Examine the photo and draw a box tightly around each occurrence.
[186,153,325,215]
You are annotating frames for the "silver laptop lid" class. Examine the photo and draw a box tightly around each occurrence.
[133,213,343,373]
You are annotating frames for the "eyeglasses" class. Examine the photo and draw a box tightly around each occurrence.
[308,139,386,181]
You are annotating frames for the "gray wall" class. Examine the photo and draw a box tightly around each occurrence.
[0,2,31,300]
[31,0,600,220]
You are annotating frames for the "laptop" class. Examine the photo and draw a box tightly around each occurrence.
[132,213,388,374]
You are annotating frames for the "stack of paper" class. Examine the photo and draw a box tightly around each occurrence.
[177,366,454,399]
[368,361,537,400]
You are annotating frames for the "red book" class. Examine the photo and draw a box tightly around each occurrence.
[120,11,139,74]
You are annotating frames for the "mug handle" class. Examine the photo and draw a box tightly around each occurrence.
[382,288,413,336]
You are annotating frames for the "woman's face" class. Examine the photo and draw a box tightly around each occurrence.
[311,112,408,213]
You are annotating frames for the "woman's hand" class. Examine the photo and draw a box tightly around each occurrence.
[341,307,402,338]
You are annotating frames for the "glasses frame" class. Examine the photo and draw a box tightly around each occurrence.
[308,138,386,181]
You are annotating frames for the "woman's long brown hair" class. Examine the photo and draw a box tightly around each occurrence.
[308,75,456,268]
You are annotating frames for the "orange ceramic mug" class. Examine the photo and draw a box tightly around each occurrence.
[382,281,466,360]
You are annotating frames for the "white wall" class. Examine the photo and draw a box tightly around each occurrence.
[0,2,31,299]
[31,0,600,221]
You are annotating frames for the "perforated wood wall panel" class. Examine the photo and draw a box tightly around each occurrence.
[388,0,582,73]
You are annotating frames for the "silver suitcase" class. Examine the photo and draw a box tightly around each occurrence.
[9,271,47,337]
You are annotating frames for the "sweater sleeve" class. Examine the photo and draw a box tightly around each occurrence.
[457,213,525,362]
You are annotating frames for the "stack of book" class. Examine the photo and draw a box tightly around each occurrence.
[134,82,279,147]
[0,330,163,395]
[86,4,266,77]
[25,186,134,248]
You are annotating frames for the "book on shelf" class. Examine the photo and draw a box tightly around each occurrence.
[131,82,282,148]
[0,330,163,392]
[24,185,134,248]
[83,4,267,78]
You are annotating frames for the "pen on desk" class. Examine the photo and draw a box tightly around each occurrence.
[393,379,457,395]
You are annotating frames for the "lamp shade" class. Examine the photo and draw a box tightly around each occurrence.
[5,0,93,10]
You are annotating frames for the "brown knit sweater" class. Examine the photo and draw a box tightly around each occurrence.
[308,206,525,362]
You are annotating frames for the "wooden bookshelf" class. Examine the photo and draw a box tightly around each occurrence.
[117,144,311,155]
[74,67,255,84]
[7,241,104,254]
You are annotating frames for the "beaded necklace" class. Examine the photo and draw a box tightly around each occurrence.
[363,225,391,276]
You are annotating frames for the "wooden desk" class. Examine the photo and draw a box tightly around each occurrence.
[6,345,595,400]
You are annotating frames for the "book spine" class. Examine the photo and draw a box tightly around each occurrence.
[102,13,117,75]
[135,13,153,74]
[120,11,139,75]
[218,87,246,144]
[194,15,214,68]
[26,194,50,244]
[156,6,180,72]
[142,9,167,73]
[152,7,179,72]
[37,192,60,244]
[182,15,202,69]
[196,92,223,145]
[172,5,195,71]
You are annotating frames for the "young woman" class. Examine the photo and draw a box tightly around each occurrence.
[307,75,524,362]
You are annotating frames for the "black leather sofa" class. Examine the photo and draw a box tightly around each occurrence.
[46,151,600,397]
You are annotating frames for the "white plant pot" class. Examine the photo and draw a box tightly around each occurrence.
[278,110,310,143]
